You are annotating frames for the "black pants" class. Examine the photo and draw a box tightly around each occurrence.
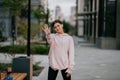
[48,67,71,80]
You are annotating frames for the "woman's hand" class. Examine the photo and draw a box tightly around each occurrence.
[66,72,71,77]
[42,24,51,35]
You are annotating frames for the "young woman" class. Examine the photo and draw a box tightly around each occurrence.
[42,20,75,80]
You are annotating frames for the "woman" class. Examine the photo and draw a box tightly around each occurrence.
[42,20,75,80]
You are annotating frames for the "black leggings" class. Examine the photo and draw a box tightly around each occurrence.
[48,67,71,80]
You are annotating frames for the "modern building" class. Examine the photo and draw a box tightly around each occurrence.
[55,6,64,21]
[0,0,12,39]
[0,0,47,40]
[69,6,76,27]
[76,0,120,49]
[76,0,84,37]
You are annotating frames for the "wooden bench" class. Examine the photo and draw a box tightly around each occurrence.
[0,72,6,80]
[0,72,27,80]
[9,73,27,80]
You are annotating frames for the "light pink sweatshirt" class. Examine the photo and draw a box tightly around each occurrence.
[46,33,75,73]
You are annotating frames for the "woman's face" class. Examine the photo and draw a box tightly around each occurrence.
[53,22,64,34]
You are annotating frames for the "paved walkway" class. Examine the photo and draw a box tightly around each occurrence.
[1,36,120,80]
[33,36,120,80]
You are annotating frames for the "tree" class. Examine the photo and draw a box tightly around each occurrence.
[32,5,49,40]
[32,6,46,20]
[3,0,28,39]
[63,20,75,35]
[18,19,39,39]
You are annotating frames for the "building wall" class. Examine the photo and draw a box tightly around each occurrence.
[96,0,118,49]
[69,6,76,27]
[78,0,84,13]
[76,0,120,49]
[77,0,84,36]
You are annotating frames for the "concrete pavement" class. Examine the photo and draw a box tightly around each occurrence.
[33,36,120,80]
[0,36,120,80]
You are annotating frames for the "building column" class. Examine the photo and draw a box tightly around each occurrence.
[116,0,120,49]
[90,0,93,36]
[93,0,97,43]
[98,0,104,37]
[75,0,78,36]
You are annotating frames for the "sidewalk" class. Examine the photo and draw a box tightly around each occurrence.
[33,36,120,80]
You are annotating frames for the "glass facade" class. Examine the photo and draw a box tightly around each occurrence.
[97,0,117,37]
[104,0,116,37]
[77,0,117,43]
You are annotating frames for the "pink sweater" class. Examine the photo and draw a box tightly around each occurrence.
[46,33,75,73]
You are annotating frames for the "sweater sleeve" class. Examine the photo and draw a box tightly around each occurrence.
[46,34,54,44]
[66,37,75,74]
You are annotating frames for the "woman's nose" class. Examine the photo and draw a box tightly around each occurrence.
[56,27,59,30]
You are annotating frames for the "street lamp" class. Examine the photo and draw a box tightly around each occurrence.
[27,0,31,56]
[12,1,32,80]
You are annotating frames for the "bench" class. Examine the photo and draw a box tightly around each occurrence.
[0,72,27,80]
[9,73,27,80]
[0,72,6,80]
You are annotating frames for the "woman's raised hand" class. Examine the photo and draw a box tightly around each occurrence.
[42,24,51,35]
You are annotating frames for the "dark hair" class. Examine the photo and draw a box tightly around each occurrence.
[52,20,63,27]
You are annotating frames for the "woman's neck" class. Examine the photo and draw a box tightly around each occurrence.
[57,31,64,34]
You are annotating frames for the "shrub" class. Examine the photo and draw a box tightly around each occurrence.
[31,45,49,55]
[0,37,7,42]
[0,45,49,55]
[0,63,12,71]
[0,45,26,54]
[10,45,26,53]
[0,45,11,53]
